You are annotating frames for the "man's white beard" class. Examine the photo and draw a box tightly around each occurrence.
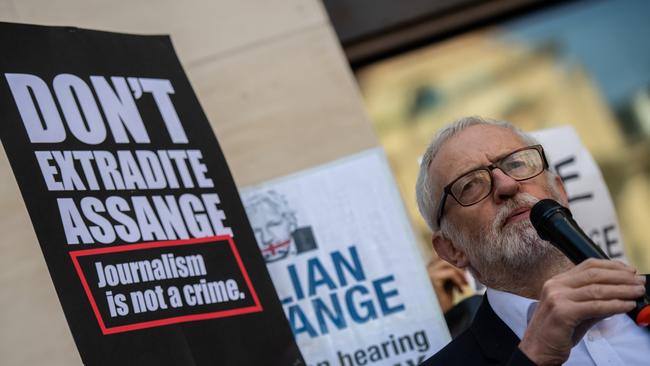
[480,194,559,277]
[442,191,568,293]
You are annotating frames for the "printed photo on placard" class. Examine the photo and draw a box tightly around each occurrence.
[242,148,451,366]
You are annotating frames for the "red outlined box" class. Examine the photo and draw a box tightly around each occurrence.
[69,235,263,335]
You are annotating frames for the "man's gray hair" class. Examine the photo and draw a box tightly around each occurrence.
[415,116,540,231]
[245,190,297,227]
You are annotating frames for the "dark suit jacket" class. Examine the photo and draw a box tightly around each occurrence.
[422,295,535,366]
[423,275,650,366]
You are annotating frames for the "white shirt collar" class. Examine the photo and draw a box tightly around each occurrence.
[486,287,538,340]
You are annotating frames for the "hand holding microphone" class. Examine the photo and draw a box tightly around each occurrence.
[517,199,648,366]
[530,199,650,326]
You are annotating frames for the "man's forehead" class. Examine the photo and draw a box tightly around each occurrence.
[429,125,527,184]
[250,201,281,219]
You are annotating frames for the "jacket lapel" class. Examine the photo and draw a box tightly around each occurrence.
[470,295,521,363]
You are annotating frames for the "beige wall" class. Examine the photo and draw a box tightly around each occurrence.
[0,1,377,364]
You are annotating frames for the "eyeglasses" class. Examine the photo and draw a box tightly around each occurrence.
[435,144,548,227]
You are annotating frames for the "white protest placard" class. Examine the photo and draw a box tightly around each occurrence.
[241,148,450,366]
[532,126,627,260]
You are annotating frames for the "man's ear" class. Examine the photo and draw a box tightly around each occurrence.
[552,173,570,207]
[432,231,469,269]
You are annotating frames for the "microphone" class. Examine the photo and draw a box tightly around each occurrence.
[530,199,650,326]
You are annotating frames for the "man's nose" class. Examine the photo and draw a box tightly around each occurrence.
[491,168,520,203]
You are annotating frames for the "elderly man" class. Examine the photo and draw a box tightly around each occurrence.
[416,116,650,365]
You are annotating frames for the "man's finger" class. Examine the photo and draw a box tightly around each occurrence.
[558,267,643,288]
[566,283,646,302]
[568,299,637,321]
[574,258,636,272]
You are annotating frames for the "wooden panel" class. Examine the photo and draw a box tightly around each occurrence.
[189,25,377,186]
[0,1,17,18]
[3,0,326,66]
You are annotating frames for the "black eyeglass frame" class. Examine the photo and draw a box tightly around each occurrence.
[435,144,549,228]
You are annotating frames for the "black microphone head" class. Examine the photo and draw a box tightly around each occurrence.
[530,199,571,242]
[531,199,611,263]
[531,199,568,223]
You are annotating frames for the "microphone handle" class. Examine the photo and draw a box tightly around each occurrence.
[541,213,609,262]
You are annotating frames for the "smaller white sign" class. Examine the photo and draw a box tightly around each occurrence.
[241,148,450,366]
[532,126,627,261]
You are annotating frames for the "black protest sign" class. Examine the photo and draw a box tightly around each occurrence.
[0,22,304,366]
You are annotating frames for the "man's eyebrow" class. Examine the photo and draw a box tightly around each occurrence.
[448,164,486,183]
[453,147,521,178]
[487,146,524,164]
[444,146,523,184]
